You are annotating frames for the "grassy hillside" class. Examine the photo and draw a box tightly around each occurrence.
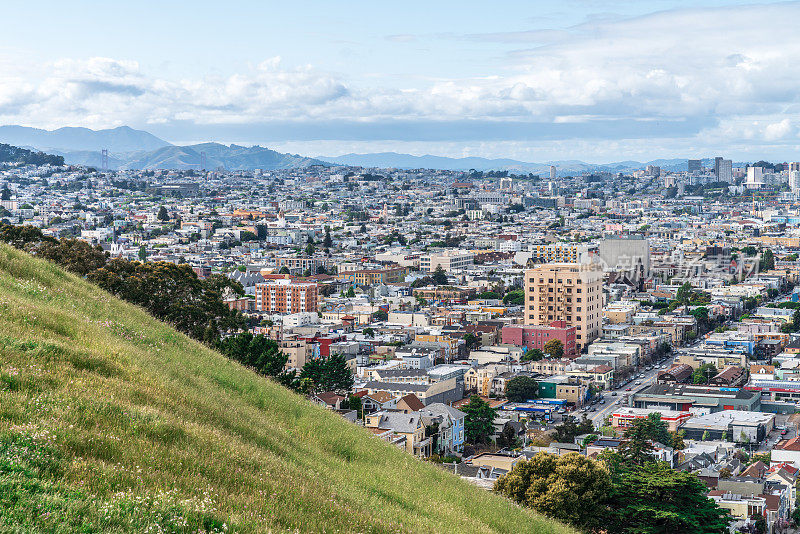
[0,244,573,534]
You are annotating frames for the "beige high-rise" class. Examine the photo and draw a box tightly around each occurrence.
[524,263,603,353]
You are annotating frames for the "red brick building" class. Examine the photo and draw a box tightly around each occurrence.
[501,321,577,358]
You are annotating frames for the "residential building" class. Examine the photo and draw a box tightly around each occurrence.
[524,263,604,353]
[255,278,318,313]
[420,250,475,272]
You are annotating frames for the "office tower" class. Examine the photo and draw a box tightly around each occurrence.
[791,170,800,195]
[746,166,764,187]
[687,159,701,174]
[524,263,603,353]
[714,157,732,182]
[550,165,557,180]
[790,162,800,172]
[718,159,732,183]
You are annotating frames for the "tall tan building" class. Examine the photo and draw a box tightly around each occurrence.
[524,263,603,353]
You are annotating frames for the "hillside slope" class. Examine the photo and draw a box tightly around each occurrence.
[0,244,572,534]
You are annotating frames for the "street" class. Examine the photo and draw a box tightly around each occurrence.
[587,359,671,429]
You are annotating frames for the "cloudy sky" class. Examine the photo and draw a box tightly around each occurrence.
[2,0,800,162]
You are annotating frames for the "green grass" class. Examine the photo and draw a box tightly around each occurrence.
[0,244,573,534]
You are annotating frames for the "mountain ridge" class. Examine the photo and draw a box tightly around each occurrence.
[0,126,327,171]
[0,125,171,153]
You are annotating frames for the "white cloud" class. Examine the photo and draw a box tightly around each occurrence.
[3,2,800,160]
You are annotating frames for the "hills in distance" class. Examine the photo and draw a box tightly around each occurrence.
[0,125,326,171]
[0,124,720,173]
[317,152,720,174]
[0,243,573,533]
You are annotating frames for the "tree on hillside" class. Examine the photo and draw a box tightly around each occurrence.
[35,238,108,276]
[323,227,333,249]
[543,339,564,359]
[87,260,244,343]
[217,332,289,377]
[1,187,10,200]
[463,332,480,350]
[505,376,538,402]
[138,245,147,262]
[299,353,354,393]
[462,395,497,445]
[494,453,612,532]
[496,423,520,450]
[676,282,694,306]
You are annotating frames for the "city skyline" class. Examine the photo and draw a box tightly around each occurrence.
[3,1,800,162]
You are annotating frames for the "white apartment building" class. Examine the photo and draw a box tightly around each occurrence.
[420,250,474,272]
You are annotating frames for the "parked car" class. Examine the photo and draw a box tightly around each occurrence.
[611,392,617,396]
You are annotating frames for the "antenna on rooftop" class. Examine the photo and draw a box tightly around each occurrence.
[200,151,207,171]
[101,149,109,170]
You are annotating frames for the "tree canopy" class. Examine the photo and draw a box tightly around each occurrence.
[505,376,538,402]
[462,395,497,445]
[494,453,612,532]
[543,339,564,359]
[299,353,354,393]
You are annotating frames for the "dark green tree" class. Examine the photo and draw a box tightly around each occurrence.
[87,260,245,343]
[157,205,169,221]
[607,461,729,534]
[217,333,289,377]
[462,394,497,444]
[496,424,520,449]
[692,363,717,385]
[502,289,525,306]
[431,265,448,285]
[676,282,694,306]
[552,415,594,443]
[760,249,775,271]
[522,349,545,361]
[618,413,672,465]
[463,332,480,350]
[505,376,538,402]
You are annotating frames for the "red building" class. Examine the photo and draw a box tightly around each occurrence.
[501,321,577,358]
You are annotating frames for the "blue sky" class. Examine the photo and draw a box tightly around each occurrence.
[2,0,800,162]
